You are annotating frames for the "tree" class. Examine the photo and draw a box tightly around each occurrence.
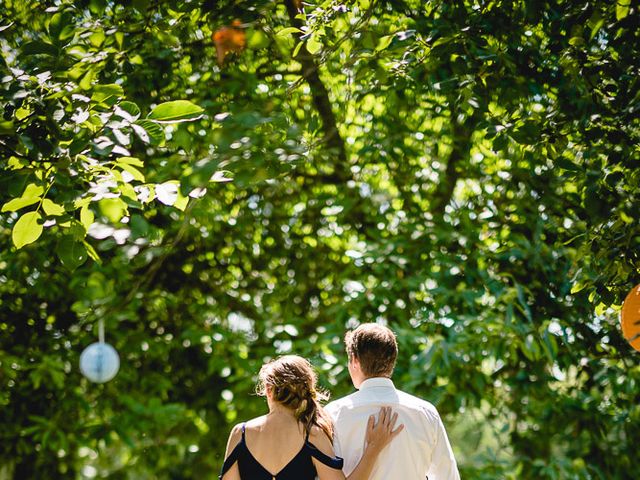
[1,0,639,478]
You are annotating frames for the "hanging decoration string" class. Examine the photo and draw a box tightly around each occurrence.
[98,317,105,344]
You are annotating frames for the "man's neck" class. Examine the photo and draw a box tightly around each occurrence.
[357,376,394,390]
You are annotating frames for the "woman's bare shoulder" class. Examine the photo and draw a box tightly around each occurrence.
[308,425,335,455]
[243,415,268,431]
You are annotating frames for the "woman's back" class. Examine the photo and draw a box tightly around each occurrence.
[245,414,306,474]
[220,414,343,480]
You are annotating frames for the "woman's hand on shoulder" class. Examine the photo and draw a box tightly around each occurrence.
[364,406,404,454]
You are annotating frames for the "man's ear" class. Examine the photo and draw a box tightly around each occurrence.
[350,355,361,371]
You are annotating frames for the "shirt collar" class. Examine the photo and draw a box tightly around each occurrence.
[358,377,395,390]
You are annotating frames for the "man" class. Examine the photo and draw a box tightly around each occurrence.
[325,323,460,480]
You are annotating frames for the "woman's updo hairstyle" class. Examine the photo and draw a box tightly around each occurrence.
[257,355,333,439]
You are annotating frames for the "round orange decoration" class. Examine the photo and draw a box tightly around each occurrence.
[212,20,246,65]
[621,284,640,352]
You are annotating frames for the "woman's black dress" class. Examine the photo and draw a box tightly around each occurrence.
[219,423,344,479]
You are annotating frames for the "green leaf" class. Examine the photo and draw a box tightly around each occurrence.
[12,211,43,249]
[148,101,204,123]
[118,101,141,120]
[306,35,322,55]
[119,163,145,182]
[541,331,558,362]
[15,106,31,120]
[89,30,105,47]
[174,193,189,211]
[2,196,40,212]
[83,240,101,263]
[616,0,631,21]
[247,30,269,49]
[56,236,88,270]
[2,183,44,212]
[115,31,124,49]
[117,156,144,168]
[48,12,74,41]
[277,27,302,37]
[570,282,587,294]
[568,36,584,47]
[80,205,95,230]
[79,69,96,90]
[0,120,14,136]
[99,197,128,222]
[42,199,65,216]
[376,35,394,52]
[132,120,164,144]
[91,84,124,107]
[292,41,304,58]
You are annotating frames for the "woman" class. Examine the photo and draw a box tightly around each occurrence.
[219,355,403,480]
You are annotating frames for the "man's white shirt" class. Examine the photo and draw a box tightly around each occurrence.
[325,377,460,480]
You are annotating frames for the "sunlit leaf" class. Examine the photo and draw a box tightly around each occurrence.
[148,101,204,123]
[616,0,631,20]
[98,197,127,222]
[134,118,165,143]
[42,199,65,216]
[80,205,95,230]
[306,35,322,55]
[91,84,124,107]
[12,211,43,248]
[2,183,44,212]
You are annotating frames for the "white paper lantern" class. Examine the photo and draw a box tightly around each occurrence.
[80,342,120,383]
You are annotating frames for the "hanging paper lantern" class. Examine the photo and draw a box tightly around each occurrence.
[80,342,120,383]
[621,284,640,352]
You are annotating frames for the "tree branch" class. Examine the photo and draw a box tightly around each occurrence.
[283,0,349,180]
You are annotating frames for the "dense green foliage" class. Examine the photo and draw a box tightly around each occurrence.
[1,0,639,478]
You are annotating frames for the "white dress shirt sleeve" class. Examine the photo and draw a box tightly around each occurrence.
[426,409,460,480]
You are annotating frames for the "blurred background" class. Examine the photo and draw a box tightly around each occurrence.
[1,0,639,478]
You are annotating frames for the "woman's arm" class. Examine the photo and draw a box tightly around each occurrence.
[220,424,242,480]
[313,406,403,480]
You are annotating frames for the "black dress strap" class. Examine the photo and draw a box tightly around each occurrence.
[219,424,246,479]
[306,442,344,469]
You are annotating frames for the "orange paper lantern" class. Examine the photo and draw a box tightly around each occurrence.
[212,20,246,65]
[621,284,640,352]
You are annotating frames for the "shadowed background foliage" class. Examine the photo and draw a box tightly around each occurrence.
[1,0,639,478]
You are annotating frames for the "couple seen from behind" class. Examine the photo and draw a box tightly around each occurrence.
[219,323,460,480]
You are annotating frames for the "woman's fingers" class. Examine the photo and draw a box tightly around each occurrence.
[377,407,385,426]
[367,414,375,434]
[378,407,393,429]
[372,406,405,435]
[380,407,403,434]
[391,423,405,438]
[389,411,399,431]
